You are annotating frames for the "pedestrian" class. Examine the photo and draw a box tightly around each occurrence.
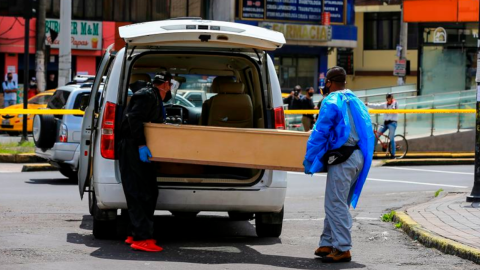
[301,86,315,132]
[46,73,58,90]
[28,77,39,99]
[2,72,18,108]
[119,72,173,252]
[283,85,304,110]
[366,94,398,158]
[303,67,374,263]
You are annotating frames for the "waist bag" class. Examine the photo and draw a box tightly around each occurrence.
[323,145,360,166]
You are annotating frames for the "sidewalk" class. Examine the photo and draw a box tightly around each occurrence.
[396,192,480,264]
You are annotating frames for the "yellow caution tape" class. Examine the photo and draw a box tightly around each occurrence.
[284,109,476,115]
[0,109,85,115]
[0,108,475,116]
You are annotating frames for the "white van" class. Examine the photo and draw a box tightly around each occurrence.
[78,19,288,239]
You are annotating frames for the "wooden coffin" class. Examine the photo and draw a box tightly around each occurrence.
[144,123,309,172]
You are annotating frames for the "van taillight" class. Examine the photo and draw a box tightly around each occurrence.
[100,102,116,159]
[59,124,68,142]
[274,107,286,130]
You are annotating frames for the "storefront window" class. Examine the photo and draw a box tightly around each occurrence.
[275,56,317,91]
[152,0,169,20]
[364,12,418,50]
[131,0,150,22]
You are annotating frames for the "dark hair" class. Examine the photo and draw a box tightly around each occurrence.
[386,94,393,99]
[7,72,12,76]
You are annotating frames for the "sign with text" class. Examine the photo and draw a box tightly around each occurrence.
[323,0,345,24]
[260,22,332,41]
[240,0,346,24]
[394,59,407,76]
[45,19,103,50]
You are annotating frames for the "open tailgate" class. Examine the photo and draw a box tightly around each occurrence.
[119,19,286,51]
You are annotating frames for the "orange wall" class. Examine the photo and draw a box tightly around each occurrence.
[404,0,479,22]
[76,56,97,75]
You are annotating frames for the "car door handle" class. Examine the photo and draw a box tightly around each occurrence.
[85,140,90,145]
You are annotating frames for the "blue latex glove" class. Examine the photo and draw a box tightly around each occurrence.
[303,159,312,175]
[139,146,152,163]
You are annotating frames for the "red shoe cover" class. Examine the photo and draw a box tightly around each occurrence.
[131,240,163,252]
[125,236,134,245]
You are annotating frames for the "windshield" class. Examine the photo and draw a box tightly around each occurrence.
[28,94,53,105]
[170,75,217,107]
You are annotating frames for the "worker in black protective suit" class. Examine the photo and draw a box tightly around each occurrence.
[119,72,173,252]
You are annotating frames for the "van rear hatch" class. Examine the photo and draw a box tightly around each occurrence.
[119,19,285,51]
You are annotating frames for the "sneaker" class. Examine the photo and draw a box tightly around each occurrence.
[314,246,333,257]
[125,236,134,245]
[320,249,351,263]
[131,240,163,252]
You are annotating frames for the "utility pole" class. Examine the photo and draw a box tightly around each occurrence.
[467,0,480,203]
[21,0,35,142]
[35,0,46,92]
[58,0,71,87]
[397,4,408,86]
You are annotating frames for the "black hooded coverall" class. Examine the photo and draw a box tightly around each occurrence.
[119,85,165,241]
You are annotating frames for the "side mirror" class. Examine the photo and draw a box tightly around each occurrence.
[79,95,90,111]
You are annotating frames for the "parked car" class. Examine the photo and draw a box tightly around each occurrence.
[0,90,55,136]
[78,19,287,239]
[33,85,94,180]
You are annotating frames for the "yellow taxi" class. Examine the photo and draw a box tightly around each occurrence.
[0,90,55,135]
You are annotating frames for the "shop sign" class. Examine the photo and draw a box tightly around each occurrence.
[433,27,447,44]
[394,59,407,76]
[45,19,102,50]
[260,22,332,42]
[240,0,346,24]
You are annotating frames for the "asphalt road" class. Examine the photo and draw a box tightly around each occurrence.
[0,165,478,270]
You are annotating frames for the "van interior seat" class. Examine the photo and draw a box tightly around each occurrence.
[203,81,253,128]
[129,73,151,92]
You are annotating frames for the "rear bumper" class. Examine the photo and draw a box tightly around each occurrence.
[95,182,286,213]
[35,143,80,170]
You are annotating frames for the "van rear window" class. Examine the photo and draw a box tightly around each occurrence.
[47,90,71,109]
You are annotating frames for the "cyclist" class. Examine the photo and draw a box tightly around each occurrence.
[366,94,398,158]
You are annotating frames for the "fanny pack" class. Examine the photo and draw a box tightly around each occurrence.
[323,145,360,166]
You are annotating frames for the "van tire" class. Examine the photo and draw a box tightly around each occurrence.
[32,114,56,149]
[91,188,117,239]
[228,211,254,221]
[255,207,284,238]
[59,167,78,181]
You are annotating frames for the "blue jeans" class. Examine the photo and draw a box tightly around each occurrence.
[375,122,397,156]
[3,99,15,108]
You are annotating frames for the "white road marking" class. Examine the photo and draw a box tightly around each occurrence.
[288,172,468,188]
[387,167,473,175]
[366,178,468,188]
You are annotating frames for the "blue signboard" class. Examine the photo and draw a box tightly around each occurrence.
[324,0,344,24]
[265,0,322,22]
[239,0,346,24]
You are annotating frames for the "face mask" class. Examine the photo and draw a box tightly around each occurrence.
[308,92,314,97]
[7,76,12,80]
[322,83,331,96]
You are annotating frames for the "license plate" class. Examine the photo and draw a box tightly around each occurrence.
[1,120,10,126]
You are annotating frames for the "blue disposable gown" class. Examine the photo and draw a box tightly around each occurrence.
[303,90,374,208]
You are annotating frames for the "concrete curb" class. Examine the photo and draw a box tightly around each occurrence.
[383,158,474,166]
[394,211,480,264]
[0,153,45,163]
[22,164,58,172]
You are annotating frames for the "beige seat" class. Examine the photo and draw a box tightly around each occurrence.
[202,81,253,128]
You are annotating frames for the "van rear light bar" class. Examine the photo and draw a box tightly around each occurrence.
[274,107,286,130]
[100,102,116,159]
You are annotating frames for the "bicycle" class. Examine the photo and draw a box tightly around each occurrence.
[372,123,408,159]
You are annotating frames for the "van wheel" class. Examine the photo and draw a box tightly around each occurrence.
[33,114,56,149]
[59,167,78,181]
[228,211,254,221]
[255,207,284,238]
[91,188,117,239]
[171,211,199,218]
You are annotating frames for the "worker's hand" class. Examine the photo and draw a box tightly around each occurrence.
[290,91,294,97]
[303,159,312,175]
[138,146,152,163]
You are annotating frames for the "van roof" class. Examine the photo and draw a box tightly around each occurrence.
[119,19,286,51]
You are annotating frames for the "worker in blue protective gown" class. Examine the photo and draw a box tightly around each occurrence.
[303,67,374,263]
